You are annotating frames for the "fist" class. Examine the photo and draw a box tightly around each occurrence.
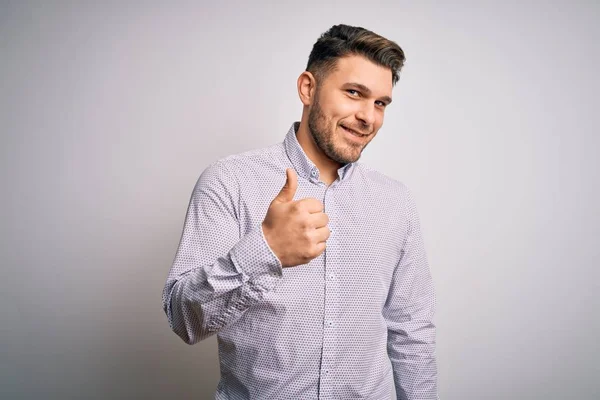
[262,168,330,268]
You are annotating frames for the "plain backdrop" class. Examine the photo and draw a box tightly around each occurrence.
[1,1,599,399]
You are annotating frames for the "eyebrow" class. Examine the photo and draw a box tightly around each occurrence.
[344,82,393,105]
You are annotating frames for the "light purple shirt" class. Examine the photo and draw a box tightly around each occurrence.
[162,122,438,399]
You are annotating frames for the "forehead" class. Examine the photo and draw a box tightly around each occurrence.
[324,55,393,96]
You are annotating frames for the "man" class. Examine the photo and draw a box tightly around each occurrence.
[162,24,438,399]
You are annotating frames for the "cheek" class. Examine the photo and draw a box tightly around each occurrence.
[373,113,384,128]
[327,96,356,116]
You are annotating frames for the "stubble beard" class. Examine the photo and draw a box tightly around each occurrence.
[307,91,366,165]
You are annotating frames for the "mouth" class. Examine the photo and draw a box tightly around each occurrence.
[340,125,369,138]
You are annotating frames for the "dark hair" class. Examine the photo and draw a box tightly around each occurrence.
[306,24,405,86]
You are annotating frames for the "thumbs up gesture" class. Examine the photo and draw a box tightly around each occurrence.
[262,168,330,268]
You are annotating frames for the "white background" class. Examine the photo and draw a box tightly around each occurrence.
[1,1,598,399]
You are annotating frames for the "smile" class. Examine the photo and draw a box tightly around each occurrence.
[341,125,369,138]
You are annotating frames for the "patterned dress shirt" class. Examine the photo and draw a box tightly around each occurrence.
[162,122,438,399]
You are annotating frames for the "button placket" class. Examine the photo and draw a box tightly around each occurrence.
[319,187,339,397]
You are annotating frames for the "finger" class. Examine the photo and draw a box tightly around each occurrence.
[273,168,298,203]
[308,212,329,228]
[315,241,326,255]
[314,226,331,243]
[297,197,324,214]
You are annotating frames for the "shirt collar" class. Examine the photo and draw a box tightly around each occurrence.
[283,122,355,183]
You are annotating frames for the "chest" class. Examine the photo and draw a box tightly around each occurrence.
[238,177,407,292]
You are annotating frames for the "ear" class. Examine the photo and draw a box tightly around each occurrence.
[297,71,317,106]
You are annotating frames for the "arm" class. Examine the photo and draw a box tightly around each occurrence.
[162,160,282,344]
[384,188,438,400]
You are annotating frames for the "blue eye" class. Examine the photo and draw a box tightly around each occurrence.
[347,89,359,96]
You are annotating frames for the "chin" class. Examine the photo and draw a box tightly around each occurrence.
[330,146,362,165]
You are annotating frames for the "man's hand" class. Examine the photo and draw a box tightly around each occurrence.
[262,168,330,268]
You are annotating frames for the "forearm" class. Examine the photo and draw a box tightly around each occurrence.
[163,227,282,344]
[388,318,438,400]
[387,266,438,399]
[386,186,439,399]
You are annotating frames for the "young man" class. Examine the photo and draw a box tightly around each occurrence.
[162,24,438,400]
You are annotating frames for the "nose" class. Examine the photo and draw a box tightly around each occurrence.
[355,102,376,127]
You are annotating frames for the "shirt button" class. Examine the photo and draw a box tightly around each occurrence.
[327,320,334,327]
[311,169,317,177]
[328,273,335,280]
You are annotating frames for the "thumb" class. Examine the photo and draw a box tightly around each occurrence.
[274,168,298,203]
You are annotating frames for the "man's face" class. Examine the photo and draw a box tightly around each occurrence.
[308,54,393,165]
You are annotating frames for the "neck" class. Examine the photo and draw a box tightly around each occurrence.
[295,119,343,185]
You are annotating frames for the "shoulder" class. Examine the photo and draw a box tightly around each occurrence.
[353,163,424,230]
[193,142,286,202]
[210,142,285,178]
[353,162,411,199]
[199,142,284,179]
[219,142,283,169]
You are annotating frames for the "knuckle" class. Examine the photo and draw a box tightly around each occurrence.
[300,248,313,260]
[299,221,310,231]
[314,200,324,212]
[290,202,301,213]
[307,198,321,209]
[314,243,324,256]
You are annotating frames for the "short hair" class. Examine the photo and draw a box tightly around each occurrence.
[306,24,406,86]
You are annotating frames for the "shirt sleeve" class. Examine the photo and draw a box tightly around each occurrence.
[383,187,439,400]
[162,160,283,344]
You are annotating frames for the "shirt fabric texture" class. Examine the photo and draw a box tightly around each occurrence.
[162,122,438,400]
